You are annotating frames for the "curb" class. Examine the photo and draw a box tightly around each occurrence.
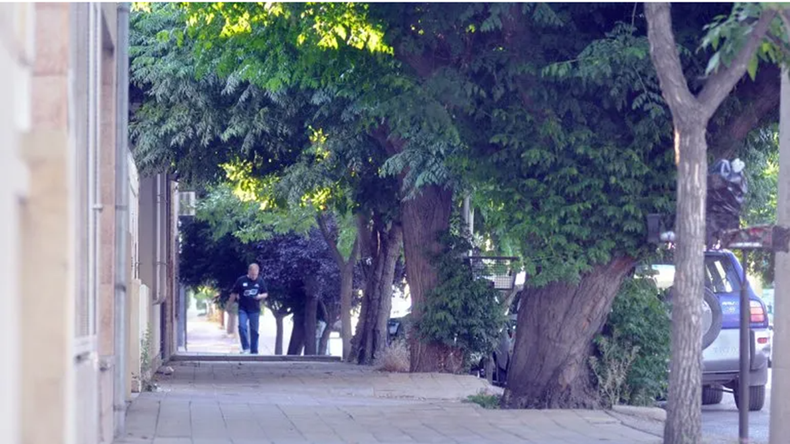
[606,405,666,438]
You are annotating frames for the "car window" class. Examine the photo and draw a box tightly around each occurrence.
[704,256,740,294]
[647,256,740,293]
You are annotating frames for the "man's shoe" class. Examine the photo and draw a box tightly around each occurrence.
[240,349,250,355]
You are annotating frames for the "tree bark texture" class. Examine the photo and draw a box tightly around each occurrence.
[352,221,403,364]
[287,313,305,356]
[304,295,318,355]
[502,257,634,409]
[644,4,775,443]
[339,261,355,359]
[401,184,455,372]
[273,310,286,355]
[665,120,709,444]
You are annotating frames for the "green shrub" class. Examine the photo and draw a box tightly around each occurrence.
[589,335,639,408]
[417,232,507,367]
[465,393,502,409]
[595,274,670,406]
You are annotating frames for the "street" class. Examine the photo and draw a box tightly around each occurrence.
[702,370,772,444]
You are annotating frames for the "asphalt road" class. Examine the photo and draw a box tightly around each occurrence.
[702,370,772,444]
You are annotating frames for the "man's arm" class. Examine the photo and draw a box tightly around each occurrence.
[255,279,268,300]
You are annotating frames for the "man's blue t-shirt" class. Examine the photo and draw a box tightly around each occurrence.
[232,275,267,313]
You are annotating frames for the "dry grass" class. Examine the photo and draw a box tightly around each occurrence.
[377,340,411,373]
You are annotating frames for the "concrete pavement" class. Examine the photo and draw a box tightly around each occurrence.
[116,361,661,444]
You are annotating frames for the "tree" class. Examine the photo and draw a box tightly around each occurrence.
[139,4,785,403]
[644,4,776,443]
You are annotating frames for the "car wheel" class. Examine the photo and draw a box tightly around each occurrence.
[701,386,723,405]
[734,384,766,412]
[669,286,722,350]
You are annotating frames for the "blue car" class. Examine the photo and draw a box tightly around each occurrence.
[652,250,771,411]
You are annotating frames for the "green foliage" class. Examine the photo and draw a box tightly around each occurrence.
[735,126,779,284]
[465,393,502,409]
[130,3,312,186]
[467,10,677,286]
[701,3,790,81]
[595,275,671,406]
[417,232,507,359]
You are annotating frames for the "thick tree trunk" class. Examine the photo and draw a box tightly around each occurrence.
[287,313,305,356]
[401,184,455,372]
[502,257,634,409]
[304,296,318,355]
[273,311,286,356]
[664,124,708,443]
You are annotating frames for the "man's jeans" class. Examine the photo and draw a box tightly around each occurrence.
[238,310,260,354]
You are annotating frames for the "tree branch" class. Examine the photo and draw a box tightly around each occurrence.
[697,9,777,116]
[316,212,345,266]
[708,64,780,158]
[645,3,701,118]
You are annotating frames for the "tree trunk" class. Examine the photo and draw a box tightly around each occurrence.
[273,311,286,356]
[644,5,775,442]
[352,221,403,364]
[287,313,305,356]
[304,296,318,355]
[373,225,402,360]
[319,301,337,356]
[401,184,454,372]
[502,257,634,409]
[316,212,360,361]
[339,262,354,360]
[663,124,708,443]
[351,222,383,364]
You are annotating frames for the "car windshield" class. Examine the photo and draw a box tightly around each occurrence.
[648,256,741,294]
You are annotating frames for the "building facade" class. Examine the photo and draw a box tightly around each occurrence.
[0,3,179,443]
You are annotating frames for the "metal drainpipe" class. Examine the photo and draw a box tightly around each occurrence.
[113,2,130,439]
[153,174,166,305]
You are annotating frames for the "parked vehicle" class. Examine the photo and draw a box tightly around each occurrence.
[387,315,409,344]
[470,315,516,386]
[651,250,771,411]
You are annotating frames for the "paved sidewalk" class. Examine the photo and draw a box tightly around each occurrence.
[116,361,660,444]
[186,315,244,354]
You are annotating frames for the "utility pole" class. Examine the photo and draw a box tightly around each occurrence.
[770,68,790,444]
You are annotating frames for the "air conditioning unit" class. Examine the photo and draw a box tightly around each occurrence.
[179,191,196,216]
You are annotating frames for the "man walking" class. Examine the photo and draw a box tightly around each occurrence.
[229,263,268,354]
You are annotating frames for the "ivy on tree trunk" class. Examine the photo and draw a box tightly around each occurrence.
[644,4,776,443]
